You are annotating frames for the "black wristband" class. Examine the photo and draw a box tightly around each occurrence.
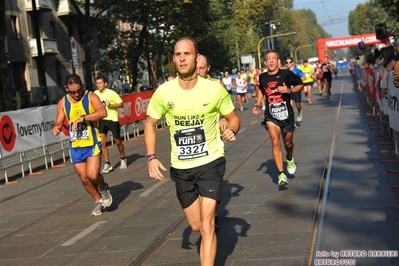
[81,115,86,122]
[229,128,236,136]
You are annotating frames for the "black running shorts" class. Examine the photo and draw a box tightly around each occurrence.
[261,117,295,133]
[170,157,226,209]
[99,120,121,139]
[290,91,302,103]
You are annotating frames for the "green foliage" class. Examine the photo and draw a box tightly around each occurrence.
[348,2,382,35]
[62,0,388,88]
[13,91,22,108]
[376,0,399,39]
[348,0,399,40]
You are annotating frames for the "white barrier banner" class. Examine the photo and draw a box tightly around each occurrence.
[375,69,383,110]
[387,71,399,132]
[379,70,391,115]
[0,105,68,158]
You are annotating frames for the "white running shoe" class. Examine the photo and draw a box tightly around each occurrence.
[91,201,103,216]
[278,173,288,186]
[286,157,296,174]
[102,163,113,174]
[120,158,127,169]
[297,111,303,122]
[100,183,113,208]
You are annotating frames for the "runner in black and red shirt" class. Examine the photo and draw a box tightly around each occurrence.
[253,49,303,186]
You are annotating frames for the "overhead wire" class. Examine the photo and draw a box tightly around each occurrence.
[321,0,333,24]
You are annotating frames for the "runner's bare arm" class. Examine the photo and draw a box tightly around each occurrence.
[144,116,167,180]
[52,98,66,136]
[221,111,240,141]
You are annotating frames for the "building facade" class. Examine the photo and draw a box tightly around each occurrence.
[4,0,100,107]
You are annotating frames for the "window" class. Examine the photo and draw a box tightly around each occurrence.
[10,16,20,39]
[30,17,36,38]
[49,21,56,39]
[67,24,73,38]
[55,61,62,85]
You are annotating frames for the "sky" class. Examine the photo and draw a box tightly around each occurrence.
[294,0,368,38]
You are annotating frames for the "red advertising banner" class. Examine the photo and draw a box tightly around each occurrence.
[118,91,154,125]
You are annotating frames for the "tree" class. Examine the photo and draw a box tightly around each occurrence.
[0,0,12,111]
[287,9,330,61]
[348,2,383,36]
[83,0,335,88]
[67,0,123,91]
[96,0,218,87]
[376,0,399,39]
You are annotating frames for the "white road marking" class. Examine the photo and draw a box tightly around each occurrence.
[139,177,170,197]
[61,221,107,246]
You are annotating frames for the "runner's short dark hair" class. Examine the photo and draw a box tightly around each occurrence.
[64,74,82,87]
[96,74,108,83]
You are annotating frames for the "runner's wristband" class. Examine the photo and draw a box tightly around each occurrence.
[146,153,156,160]
[229,128,236,136]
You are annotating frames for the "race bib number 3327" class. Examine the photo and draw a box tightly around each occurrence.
[174,126,209,160]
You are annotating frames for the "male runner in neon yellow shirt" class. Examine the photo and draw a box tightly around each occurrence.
[94,75,127,173]
[299,59,315,104]
[144,37,240,266]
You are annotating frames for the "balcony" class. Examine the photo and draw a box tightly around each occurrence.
[56,0,105,17]
[29,38,59,57]
[25,0,54,11]
[57,0,76,16]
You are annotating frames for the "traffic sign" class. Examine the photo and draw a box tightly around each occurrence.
[241,54,252,64]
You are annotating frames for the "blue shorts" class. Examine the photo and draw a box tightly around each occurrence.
[70,143,102,164]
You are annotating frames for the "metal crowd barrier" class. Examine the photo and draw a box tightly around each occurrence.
[0,118,166,184]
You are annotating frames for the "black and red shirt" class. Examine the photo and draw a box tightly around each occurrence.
[259,69,303,121]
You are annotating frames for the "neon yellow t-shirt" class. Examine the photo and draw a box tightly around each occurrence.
[147,77,234,169]
[241,73,248,82]
[94,88,123,122]
[299,65,314,83]
[207,77,219,83]
[249,72,255,85]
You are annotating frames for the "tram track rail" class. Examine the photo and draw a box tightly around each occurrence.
[306,77,344,266]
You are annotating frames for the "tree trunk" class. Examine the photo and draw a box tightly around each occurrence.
[84,0,93,91]
[0,0,12,111]
[131,25,147,91]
